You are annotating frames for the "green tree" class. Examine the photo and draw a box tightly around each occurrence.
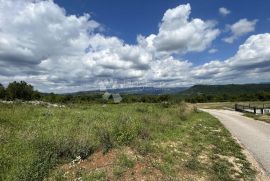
[6,81,35,100]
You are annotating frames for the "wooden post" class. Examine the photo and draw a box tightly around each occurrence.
[254,107,256,114]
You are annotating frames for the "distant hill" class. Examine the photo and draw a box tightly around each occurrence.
[68,86,188,95]
[181,83,270,96]
[180,83,270,102]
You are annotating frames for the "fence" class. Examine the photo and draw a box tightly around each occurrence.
[235,103,270,115]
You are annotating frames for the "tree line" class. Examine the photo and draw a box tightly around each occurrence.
[180,84,270,103]
[0,81,41,100]
[0,81,173,103]
[2,81,270,104]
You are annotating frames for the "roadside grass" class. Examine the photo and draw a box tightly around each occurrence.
[197,101,270,110]
[244,113,270,124]
[196,102,236,109]
[0,102,255,180]
[196,102,270,124]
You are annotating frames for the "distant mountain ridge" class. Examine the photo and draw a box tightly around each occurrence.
[67,86,188,95]
[65,83,270,98]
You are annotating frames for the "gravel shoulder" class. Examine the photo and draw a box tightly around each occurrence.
[201,109,270,180]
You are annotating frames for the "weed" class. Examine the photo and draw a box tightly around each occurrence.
[212,159,232,180]
[97,128,113,154]
[113,166,125,178]
[83,170,108,181]
[113,116,141,145]
[185,157,200,171]
[118,154,135,168]
[134,140,153,156]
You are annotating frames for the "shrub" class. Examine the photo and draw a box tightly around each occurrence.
[134,140,153,156]
[6,81,35,101]
[138,128,151,140]
[97,128,113,154]
[113,116,142,145]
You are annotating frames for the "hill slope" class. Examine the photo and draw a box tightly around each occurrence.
[181,84,270,95]
[180,83,270,102]
[69,86,188,95]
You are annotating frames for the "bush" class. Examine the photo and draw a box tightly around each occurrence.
[178,103,188,121]
[97,128,113,154]
[134,140,153,156]
[6,81,35,100]
[113,116,142,145]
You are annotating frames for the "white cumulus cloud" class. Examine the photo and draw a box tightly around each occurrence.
[219,7,230,16]
[140,4,220,55]
[223,19,257,43]
[0,0,269,92]
[194,33,270,83]
[208,48,218,54]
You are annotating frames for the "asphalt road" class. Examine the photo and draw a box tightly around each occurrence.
[202,109,270,176]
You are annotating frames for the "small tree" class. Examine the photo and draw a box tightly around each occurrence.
[6,81,35,100]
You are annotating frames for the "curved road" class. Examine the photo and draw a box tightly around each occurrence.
[202,109,270,177]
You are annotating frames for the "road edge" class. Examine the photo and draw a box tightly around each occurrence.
[233,136,270,181]
[200,109,270,181]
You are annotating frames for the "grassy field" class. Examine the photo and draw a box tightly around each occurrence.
[197,102,270,123]
[0,102,256,180]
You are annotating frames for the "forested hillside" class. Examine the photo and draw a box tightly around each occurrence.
[181,84,270,102]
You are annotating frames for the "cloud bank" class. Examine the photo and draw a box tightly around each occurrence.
[0,1,269,92]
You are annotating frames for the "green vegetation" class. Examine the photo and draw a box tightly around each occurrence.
[197,101,270,109]
[0,81,41,101]
[196,102,236,109]
[244,113,270,123]
[197,101,270,124]
[0,102,255,180]
[0,81,176,103]
[181,84,270,103]
[2,81,270,104]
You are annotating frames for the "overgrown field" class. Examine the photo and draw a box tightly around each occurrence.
[0,103,255,180]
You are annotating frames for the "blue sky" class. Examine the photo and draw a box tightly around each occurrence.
[55,0,270,65]
[0,0,270,92]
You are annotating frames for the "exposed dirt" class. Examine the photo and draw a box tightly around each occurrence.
[58,147,164,180]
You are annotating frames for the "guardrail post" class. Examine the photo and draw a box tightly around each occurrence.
[254,107,256,114]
